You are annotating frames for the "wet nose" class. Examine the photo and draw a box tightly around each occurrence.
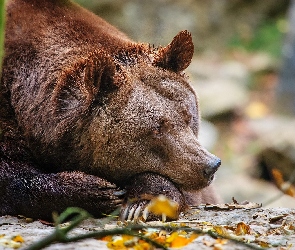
[204,158,221,176]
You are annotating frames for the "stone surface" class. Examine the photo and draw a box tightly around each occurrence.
[1,207,295,249]
[192,79,249,118]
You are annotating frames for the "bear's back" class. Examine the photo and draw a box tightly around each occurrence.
[5,0,133,58]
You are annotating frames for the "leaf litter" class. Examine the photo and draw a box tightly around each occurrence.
[1,196,295,249]
[100,197,295,249]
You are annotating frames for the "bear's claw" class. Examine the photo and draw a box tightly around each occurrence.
[120,200,150,222]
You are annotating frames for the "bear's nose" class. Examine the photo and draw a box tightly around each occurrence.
[204,158,221,176]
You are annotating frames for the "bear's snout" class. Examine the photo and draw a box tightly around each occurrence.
[203,157,221,178]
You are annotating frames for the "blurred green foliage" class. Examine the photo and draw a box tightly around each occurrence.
[229,18,287,58]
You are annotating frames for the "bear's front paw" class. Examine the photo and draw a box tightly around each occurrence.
[120,196,181,222]
[120,172,187,222]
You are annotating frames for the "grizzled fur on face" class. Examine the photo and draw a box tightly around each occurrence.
[0,0,221,220]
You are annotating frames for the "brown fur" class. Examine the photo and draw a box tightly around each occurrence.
[0,0,221,220]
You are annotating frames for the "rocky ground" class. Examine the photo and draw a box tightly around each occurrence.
[1,206,295,249]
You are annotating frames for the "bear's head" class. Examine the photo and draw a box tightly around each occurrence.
[79,31,221,191]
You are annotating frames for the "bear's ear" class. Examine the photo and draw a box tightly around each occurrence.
[53,51,119,114]
[153,30,194,72]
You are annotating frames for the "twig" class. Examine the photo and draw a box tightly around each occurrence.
[25,207,167,250]
[26,207,263,250]
[25,207,91,250]
[205,230,263,250]
[263,167,295,207]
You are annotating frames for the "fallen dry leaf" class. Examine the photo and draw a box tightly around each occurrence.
[254,240,270,248]
[202,198,261,211]
[269,214,287,224]
[235,222,251,236]
[271,169,295,197]
[0,234,25,249]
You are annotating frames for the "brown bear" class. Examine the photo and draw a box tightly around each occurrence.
[0,0,221,221]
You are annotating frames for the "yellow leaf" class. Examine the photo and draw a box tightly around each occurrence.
[170,235,189,248]
[134,240,153,250]
[12,235,24,243]
[213,226,230,237]
[148,195,179,219]
[235,222,250,236]
[166,232,179,243]
[169,232,198,248]
[106,238,124,249]
[0,235,24,249]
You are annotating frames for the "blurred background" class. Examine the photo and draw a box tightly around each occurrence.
[76,0,295,207]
